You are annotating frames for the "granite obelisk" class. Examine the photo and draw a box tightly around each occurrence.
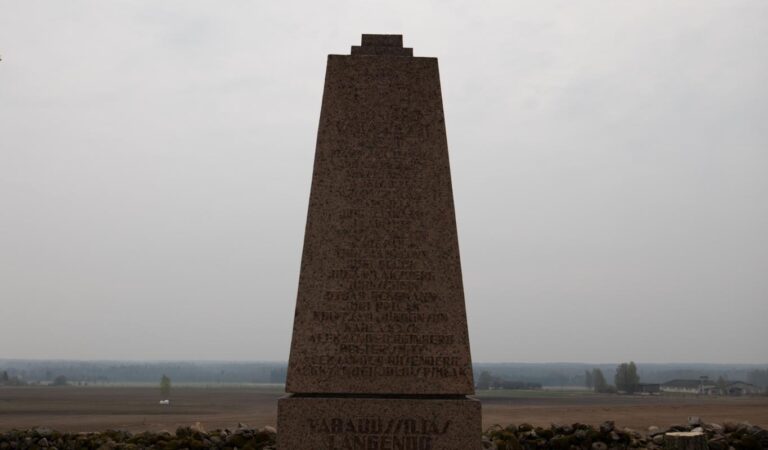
[278,34,481,450]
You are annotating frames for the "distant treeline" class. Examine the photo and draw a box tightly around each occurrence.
[472,362,768,388]
[0,360,287,384]
[476,370,542,390]
[1,360,766,388]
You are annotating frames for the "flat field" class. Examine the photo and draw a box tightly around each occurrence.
[1,386,766,432]
[477,390,768,430]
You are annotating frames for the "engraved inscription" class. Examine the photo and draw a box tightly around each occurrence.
[309,417,451,450]
[291,137,472,381]
[286,53,474,394]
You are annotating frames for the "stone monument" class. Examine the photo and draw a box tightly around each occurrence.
[278,34,481,450]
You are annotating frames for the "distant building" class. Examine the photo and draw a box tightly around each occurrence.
[635,383,661,394]
[661,378,762,396]
[725,381,761,396]
[661,379,714,394]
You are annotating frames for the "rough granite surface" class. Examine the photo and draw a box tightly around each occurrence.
[285,34,475,396]
[277,396,482,450]
[279,34,482,449]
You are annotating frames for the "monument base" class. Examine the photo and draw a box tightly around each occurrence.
[277,395,481,450]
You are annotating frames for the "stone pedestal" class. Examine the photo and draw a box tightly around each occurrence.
[278,397,481,450]
[278,34,481,449]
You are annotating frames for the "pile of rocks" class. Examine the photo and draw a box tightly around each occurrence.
[483,418,768,450]
[0,423,276,449]
[2,419,766,449]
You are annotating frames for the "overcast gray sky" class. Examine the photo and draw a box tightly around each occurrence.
[1,1,766,364]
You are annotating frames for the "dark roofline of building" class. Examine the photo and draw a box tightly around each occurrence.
[661,379,713,388]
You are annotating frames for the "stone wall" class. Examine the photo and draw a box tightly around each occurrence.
[0,419,766,449]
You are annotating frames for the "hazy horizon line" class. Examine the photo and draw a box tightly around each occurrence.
[2,357,766,366]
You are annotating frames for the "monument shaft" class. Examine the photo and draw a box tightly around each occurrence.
[279,35,480,450]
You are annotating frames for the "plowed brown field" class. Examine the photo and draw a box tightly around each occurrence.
[1,386,766,432]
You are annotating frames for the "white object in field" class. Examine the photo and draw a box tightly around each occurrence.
[159,399,170,405]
